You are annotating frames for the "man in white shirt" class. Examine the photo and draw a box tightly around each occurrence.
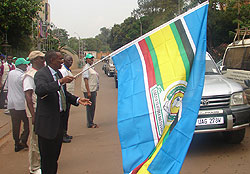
[7,58,30,152]
[59,54,74,143]
[23,51,45,174]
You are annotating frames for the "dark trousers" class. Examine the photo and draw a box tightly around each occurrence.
[38,113,64,174]
[63,104,71,134]
[9,109,29,145]
[83,91,97,127]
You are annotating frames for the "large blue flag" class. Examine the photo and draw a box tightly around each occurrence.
[112,2,208,173]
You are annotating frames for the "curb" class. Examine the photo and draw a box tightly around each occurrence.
[0,110,11,148]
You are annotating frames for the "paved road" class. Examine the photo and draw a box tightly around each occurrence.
[0,62,250,174]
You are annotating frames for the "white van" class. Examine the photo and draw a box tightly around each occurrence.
[221,28,250,101]
[195,53,250,144]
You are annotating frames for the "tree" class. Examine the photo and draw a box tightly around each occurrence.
[206,0,250,60]
[51,28,69,47]
[109,18,138,51]
[68,37,79,53]
[0,0,42,56]
[83,38,102,51]
[95,27,111,51]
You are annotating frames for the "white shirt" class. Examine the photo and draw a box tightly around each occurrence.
[23,69,37,117]
[23,74,36,92]
[48,66,79,111]
[82,63,90,79]
[81,63,99,92]
[7,68,26,110]
[59,64,75,94]
[48,66,64,112]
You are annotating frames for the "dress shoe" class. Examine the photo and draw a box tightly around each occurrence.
[30,168,41,174]
[65,133,73,139]
[14,144,24,152]
[62,136,71,143]
[20,142,29,149]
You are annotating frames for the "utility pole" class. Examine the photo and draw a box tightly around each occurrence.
[237,0,240,40]
[74,32,81,59]
[178,0,181,15]
[133,13,143,36]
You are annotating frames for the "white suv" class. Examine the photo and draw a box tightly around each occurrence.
[195,53,250,144]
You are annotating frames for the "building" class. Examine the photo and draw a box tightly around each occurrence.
[38,0,51,24]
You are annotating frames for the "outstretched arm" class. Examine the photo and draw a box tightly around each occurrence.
[78,98,92,106]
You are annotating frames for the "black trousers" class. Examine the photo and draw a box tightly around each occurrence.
[63,104,71,133]
[38,113,64,174]
[9,109,29,145]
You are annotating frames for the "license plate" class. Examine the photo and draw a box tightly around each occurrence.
[196,117,224,126]
[199,109,223,115]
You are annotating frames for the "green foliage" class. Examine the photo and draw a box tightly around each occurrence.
[207,0,250,60]
[108,15,156,51]
[68,37,79,53]
[52,28,69,46]
[83,38,100,51]
[68,27,111,53]
[109,0,186,51]
[0,0,42,56]
[108,0,249,58]
[95,27,111,51]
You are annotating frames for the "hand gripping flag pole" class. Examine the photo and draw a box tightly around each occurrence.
[73,55,110,79]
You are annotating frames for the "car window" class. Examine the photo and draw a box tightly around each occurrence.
[110,59,113,63]
[224,47,246,69]
[241,47,250,71]
[206,54,220,75]
[109,59,114,65]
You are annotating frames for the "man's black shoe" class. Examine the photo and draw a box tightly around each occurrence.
[14,144,24,152]
[65,134,73,140]
[20,142,29,149]
[62,136,71,143]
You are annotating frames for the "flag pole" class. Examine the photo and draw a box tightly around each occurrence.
[74,55,110,78]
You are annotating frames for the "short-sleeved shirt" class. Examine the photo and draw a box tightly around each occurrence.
[81,63,99,92]
[23,74,37,117]
[59,64,75,94]
[7,68,25,110]
[82,63,90,79]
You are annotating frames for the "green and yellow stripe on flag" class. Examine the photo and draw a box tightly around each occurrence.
[112,2,208,174]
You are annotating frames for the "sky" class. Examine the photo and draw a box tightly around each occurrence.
[49,0,138,39]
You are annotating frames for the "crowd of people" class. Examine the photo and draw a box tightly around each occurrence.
[0,50,100,174]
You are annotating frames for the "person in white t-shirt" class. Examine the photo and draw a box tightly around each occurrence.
[81,53,99,128]
[7,58,30,152]
[59,54,74,143]
[23,51,45,174]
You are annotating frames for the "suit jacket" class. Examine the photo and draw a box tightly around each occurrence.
[34,66,78,139]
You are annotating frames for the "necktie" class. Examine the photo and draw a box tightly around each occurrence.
[55,73,67,111]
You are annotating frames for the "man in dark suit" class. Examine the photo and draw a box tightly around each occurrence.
[34,50,91,174]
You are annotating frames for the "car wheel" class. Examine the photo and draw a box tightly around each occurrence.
[222,128,245,144]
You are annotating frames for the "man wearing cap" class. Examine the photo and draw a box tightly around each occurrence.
[23,51,45,174]
[13,57,17,64]
[81,53,99,128]
[7,58,30,152]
